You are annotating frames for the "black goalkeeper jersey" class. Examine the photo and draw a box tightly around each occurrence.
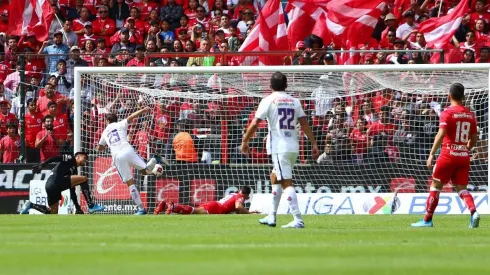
[51,154,78,177]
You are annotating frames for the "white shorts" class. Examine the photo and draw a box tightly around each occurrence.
[113,148,147,182]
[271,152,298,181]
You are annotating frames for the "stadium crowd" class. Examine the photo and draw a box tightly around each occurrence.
[0,0,488,166]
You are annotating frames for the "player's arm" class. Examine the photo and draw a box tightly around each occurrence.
[467,118,479,151]
[96,134,107,152]
[32,155,65,173]
[298,116,319,159]
[234,200,259,214]
[467,133,479,151]
[242,118,261,147]
[126,106,152,124]
[429,127,447,157]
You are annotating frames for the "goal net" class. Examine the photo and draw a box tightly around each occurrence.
[74,65,489,214]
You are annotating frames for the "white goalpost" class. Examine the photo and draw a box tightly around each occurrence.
[74,64,489,215]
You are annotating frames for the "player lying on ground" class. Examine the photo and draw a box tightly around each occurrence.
[411,83,480,228]
[96,107,159,215]
[20,152,105,214]
[241,72,319,228]
[154,186,259,215]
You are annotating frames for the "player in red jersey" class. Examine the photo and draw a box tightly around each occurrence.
[412,83,480,228]
[154,186,258,215]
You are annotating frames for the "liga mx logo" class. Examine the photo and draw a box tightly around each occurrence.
[363,196,401,214]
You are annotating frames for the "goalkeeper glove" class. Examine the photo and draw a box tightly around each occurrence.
[32,165,42,174]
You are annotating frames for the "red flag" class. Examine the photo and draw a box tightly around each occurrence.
[286,0,331,50]
[418,0,469,49]
[326,0,386,48]
[8,0,55,42]
[239,0,289,65]
[393,0,411,23]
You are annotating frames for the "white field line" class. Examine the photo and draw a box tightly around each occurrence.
[3,241,489,250]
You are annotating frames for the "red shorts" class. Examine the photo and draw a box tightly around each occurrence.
[432,157,470,186]
[201,202,223,214]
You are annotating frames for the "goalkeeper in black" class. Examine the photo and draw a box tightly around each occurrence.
[20,152,105,214]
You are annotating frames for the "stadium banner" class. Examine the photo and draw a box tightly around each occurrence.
[29,180,73,215]
[0,164,55,214]
[250,193,489,215]
[79,192,148,214]
[88,157,488,208]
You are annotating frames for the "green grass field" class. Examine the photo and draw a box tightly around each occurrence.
[0,215,488,275]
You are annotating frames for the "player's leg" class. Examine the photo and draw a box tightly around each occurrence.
[165,202,197,214]
[411,162,449,227]
[70,188,84,214]
[20,200,51,214]
[62,175,104,214]
[453,165,480,228]
[77,180,105,213]
[200,202,222,214]
[136,153,159,176]
[20,177,60,214]
[125,153,155,214]
[44,178,64,213]
[68,176,104,213]
[279,153,304,229]
[114,153,146,214]
[69,175,88,187]
[154,200,167,215]
[259,170,282,227]
[124,177,147,215]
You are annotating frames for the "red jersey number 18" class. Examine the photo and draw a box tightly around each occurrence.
[455,121,471,143]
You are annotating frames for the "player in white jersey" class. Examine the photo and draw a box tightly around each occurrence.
[242,72,319,228]
[96,107,158,215]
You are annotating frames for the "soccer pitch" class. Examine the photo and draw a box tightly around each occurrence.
[0,215,488,275]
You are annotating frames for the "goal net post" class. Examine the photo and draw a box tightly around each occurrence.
[74,64,489,215]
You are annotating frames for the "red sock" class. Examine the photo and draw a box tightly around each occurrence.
[459,190,476,214]
[172,204,194,214]
[424,190,440,222]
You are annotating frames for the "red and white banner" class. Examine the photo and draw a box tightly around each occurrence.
[93,157,131,200]
[393,0,411,24]
[155,178,180,203]
[417,0,469,49]
[286,0,331,49]
[238,0,289,65]
[190,179,216,206]
[326,0,386,48]
[8,0,55,42]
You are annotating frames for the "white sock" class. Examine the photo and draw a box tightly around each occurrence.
[146,158,156,171]
[270,184,282,219]
[284,186,302,222]
[129,185,144,211]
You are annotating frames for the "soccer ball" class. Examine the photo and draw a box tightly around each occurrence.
[152,164,164,177]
